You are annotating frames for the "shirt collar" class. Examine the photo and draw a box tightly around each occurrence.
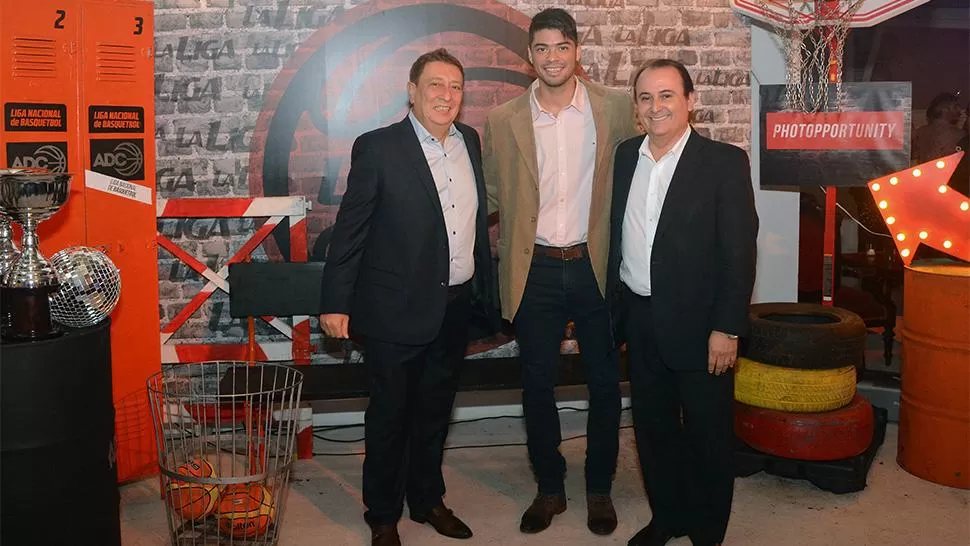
[639,125,693,162]
[408,110,459,144]
[529,77,587,121]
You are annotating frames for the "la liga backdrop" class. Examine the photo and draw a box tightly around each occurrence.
[250,0,537,362]
[248,0,535,263]
[153,0,755,363]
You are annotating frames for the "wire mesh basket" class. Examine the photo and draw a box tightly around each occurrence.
[147,361,304,545]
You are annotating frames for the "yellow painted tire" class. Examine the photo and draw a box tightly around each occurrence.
[734,357,856,412]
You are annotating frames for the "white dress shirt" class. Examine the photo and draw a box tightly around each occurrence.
[620,127,693,296]
[409,112,478,286]
[530,77,597,247]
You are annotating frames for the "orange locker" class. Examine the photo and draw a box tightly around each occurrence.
[1,0,160,483]
[0,0,85,246]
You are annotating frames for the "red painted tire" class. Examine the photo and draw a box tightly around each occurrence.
[735,395,874,461]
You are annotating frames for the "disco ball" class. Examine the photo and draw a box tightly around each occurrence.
[48,246,121,328]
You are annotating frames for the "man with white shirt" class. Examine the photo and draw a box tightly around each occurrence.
[320,48,500,546]
[483,7,638,536]
[606,59,759,546]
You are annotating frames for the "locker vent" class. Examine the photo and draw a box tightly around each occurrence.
[96,43,136,82]
[11,37,57,79]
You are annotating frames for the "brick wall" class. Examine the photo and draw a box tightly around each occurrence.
[153,0,752,354]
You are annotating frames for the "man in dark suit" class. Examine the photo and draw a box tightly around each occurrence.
[606,59,759,546]
[319,48,500,546]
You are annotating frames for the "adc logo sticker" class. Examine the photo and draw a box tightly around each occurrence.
[90,139,145,181]
[249,0,536,260]
[6,142,68,172]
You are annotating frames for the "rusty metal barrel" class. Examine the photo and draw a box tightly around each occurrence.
[897,262,970,489]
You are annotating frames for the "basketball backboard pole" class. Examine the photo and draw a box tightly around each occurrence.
[821,0,842,307]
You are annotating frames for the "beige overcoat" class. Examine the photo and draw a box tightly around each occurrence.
[483,80,639,321]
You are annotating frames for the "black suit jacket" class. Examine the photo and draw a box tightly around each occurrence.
[607,130,759,369]
[320,117,501,345]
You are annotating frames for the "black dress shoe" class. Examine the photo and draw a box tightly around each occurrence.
[370,524,401,546]
[587,494,617,535]
[410,504,473,539]
[628,521,687,546]
[519,493,567,533]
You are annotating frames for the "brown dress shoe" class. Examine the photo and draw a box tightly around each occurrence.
[370,524,401,546]
[409,504,473,539]
[519,493,567,533]
[586,494,617,535]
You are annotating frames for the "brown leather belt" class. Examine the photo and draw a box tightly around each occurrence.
[534,243,589,261]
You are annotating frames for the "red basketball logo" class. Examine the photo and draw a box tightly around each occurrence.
[248,0,536,261]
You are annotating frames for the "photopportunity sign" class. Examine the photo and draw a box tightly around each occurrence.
[759,82,912,188]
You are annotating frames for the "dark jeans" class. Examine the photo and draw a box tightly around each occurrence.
[513,251,621,496]
[361,286,470,526]
[625,288,735,544]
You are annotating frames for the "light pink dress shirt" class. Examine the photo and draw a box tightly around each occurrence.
[530,78,597,248]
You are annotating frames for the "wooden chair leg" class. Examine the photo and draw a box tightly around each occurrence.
[883,301,897,367]
[883,321,895,367]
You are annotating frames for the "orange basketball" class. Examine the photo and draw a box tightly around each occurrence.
[166,457,220,520]
[216,483,276,538]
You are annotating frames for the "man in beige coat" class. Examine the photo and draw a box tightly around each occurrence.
[482,7,638,537]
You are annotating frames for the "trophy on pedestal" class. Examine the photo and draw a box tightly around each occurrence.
[0,209,20,333]
[0,169,71,341]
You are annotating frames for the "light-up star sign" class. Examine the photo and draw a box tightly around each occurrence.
[867,151,968,265]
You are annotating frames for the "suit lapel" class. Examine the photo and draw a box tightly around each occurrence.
[614,136,644,230]
[508,97,539,188]
[654,130,704,244]
[588,83,611,216]
[461,124,484,184]
[398,117,446,219]
[459,124,489,230]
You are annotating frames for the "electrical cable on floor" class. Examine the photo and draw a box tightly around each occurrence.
[312,406,631,443]
[312,424,636,457]
[313,413,538,435]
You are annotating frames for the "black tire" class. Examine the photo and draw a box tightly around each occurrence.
[743,303,866,370]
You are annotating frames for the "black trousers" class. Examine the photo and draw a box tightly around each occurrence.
[361,286,470,526]
[513,252,621,495]
[625,288,735,544]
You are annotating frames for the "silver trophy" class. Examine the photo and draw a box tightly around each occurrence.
[0,169,71,340]
[0,209,21,331]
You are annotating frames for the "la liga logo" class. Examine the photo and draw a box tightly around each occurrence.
[248,0,538,260]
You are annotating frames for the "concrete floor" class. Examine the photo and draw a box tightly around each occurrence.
[120,406,970,546]
[121,327,969,545]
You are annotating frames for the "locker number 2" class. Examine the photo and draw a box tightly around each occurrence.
[54,9,66,29]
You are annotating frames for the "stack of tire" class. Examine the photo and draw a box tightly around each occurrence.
[734,303,876,462]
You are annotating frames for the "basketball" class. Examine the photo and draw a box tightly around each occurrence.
[216,483,276,538]
[166,457,220,520]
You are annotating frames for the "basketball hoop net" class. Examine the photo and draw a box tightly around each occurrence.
[759,0,866,113]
